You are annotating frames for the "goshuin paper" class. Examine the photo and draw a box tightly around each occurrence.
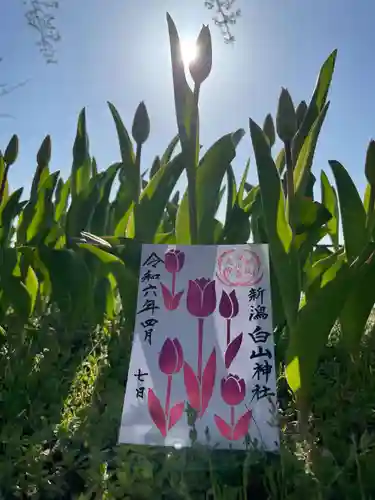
[118,244,279,450]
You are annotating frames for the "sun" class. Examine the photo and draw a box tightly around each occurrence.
[180,39,199,66]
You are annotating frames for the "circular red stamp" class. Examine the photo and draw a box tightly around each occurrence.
[216,248,263,287]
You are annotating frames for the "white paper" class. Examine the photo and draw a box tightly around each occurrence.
[118,244,279,451]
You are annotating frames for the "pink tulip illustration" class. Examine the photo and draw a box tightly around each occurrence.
[184,278,217,418]
[219,290,243,369]
[160,249,185,311]
[148,338,185,437]
[214,374,252,441]
[219,290,239,344]
[186,278,216,318]
[165,249,185,276]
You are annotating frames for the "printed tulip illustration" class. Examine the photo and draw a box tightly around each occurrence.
[165,249,185,275]
[184,278,217,418]
[159,337,184,375]
[219,290,243,369]
[148,338,185,437]
[221,374,246,405]
[214,374,252,441]
[160,249,185,311]
[186,278,216,318]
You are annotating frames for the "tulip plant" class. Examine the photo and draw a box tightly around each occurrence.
[1,10,375,499]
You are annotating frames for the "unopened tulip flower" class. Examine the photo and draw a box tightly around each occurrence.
[221,374,246,406]
[219,290,239,319]
[187,278,216,318]
[219,290,239,347]
[164,249,185,274]
[189,24,212,85]
[159,338,184,375]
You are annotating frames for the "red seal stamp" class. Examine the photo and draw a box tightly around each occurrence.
[216,248,263,287]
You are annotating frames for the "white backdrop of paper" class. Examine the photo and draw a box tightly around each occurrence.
[118,244,279,450]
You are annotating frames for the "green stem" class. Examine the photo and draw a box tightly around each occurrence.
[0,164,9,207]
[296,391,311,449]
[135,143,142,203]
[186,84,200,245]
[284,140,294,232]
[369,185,375,215]
[367,185,375,235]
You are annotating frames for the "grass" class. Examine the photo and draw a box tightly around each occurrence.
[1,314,375,499]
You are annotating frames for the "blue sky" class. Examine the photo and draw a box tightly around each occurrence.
[1,0,374,201]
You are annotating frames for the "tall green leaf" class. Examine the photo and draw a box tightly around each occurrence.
[175,130,245,244]
[321,171,339,247]
[108,102,140,203]
[249,118,300,328]
[17,172,59,245]
[71,109,91,199]
[134,153,185,242]
[66,177,101,237]
[330,160,367,262]
[91,163,121,235]
[78,243,137,324]
[166,14,194,150]
[340,249,375,353]
[292,50,337,165]
[0,188,23,245]
[55,178,71,222]
[286,262,351,395]
[225,164,237,227]
[39,247,92,324]
[161,134,180,166]
[293,102,329,196]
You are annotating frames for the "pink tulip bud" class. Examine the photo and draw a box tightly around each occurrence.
[221,374,246,406]
[159,338,184,375]
[186,278,216,318]
[219,290,239,319]
[164,249,185,274]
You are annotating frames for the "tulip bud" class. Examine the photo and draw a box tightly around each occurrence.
[37,135,52,167]
[296,100,307,128]
[189,25,212,85]
[132,101,150,145]
[365,140,375,186]
[164,249,185,274]
[276,88,297,143]
[221,374,246,406]
[263,114,275,148]
[4,134,19,166]
[219,290,239,319]
[187,278,216,318]
[159,338,184,375]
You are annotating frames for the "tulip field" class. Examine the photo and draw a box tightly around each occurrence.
[1,13,375,500]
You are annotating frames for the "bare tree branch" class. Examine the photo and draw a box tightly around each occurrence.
[204,0,241,43]
[23,0,61,63]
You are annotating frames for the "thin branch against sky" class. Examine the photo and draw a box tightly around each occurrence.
[204,0,241,43]
[23,0,61,64]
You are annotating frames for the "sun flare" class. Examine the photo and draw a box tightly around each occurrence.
[180,39,199,66]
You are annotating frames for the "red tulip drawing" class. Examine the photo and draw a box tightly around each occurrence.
[184,278,217,418]
[160,249,185,311]
[214,374,252,441]
[148,338,185,437]
[219,290,242,369]
[219,290,239,344]
[186,278,216,318]
[165,249,185,275]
